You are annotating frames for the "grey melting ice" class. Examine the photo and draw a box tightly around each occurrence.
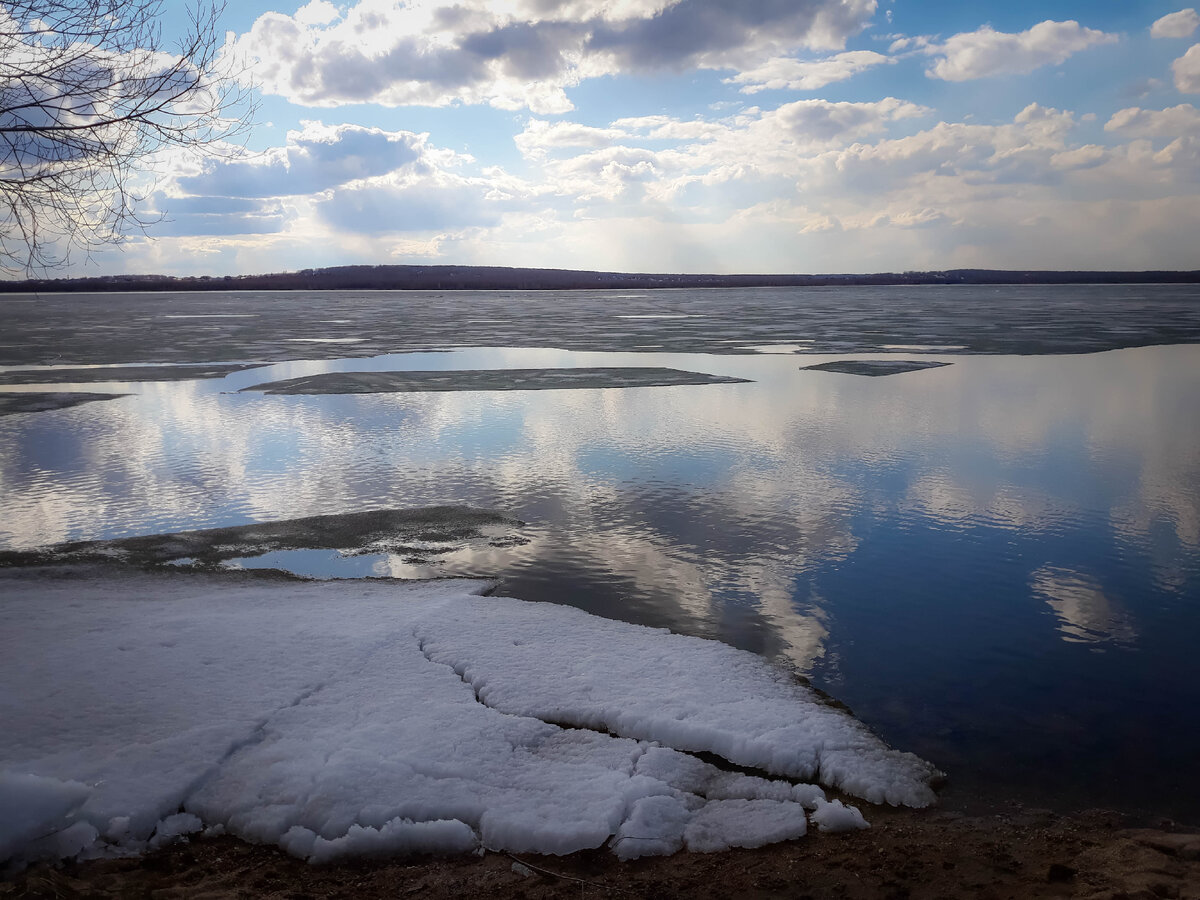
[238,367,750,394]
[799,360,952,376]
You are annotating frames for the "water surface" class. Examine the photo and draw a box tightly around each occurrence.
[1,288,1198,819]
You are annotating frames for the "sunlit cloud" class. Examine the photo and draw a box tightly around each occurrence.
[1172,44,1200,92]
[920,20,1118,82]
[231,0,878,113]
[724,50,895,94]
[1151,8,1200,40]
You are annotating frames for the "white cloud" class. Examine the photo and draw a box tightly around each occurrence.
[153,121,540,243]
[293,0,340,27]
[1049,145,1107,170]
[1151,8,1200,39]
[923,20,1118,82]
[726,51,894,93]
[886,34,932,53]
[809,111,1077,196]
[612,116,728,141]
[390,236,448,258]
[514,120,628,159]
[101,80,1200,275]
[1105,103,1200,137]
[233,0,878,112]
[1172,44,1200,92]
[176,122,426,198]
[772,97,927,143]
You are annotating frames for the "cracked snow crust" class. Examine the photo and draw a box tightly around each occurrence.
[0,569,941,869]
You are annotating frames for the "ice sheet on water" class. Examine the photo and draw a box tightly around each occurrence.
[0,773,91,862]
[0,568,941,868]
[414,596,941,806]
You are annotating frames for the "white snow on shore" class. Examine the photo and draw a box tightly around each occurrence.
[0,568,939,869]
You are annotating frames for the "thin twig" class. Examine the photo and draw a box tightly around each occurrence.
[497,850,643,896]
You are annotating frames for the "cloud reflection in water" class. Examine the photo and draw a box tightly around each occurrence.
[0,345,1197,675]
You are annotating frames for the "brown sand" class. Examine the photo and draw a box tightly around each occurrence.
[5,804,1198,899]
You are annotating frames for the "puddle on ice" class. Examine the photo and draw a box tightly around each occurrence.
[222,548,393,577]
[219,547,492,580]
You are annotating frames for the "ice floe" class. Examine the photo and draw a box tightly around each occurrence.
[0,567,940,869]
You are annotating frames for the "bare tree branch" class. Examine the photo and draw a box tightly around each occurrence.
[0,0,255,273]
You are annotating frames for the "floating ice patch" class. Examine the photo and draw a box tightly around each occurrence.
[740,343,814,354]
[880,344,966,352]
[240,368,750,395]
[0,568,940,869]
[800,360,952,377]
[0,392,128,416]
[415,598,941,806]
[0,363,262,385]
[284,338,364,344]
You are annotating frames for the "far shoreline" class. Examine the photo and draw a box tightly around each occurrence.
[4,263,1200,295]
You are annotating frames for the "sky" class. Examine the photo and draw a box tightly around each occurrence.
[84,1,1200,274]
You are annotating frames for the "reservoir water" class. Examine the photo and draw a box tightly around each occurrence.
[1,286,1198,819]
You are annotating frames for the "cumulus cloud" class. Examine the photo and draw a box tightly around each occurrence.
[584,0,878,70]
[233,0,878,112]
[1106,103,1200,137]
[773,97,926,143]
[788,104,1134,220]
[177,123,425,198]
[152,120,537,242]
[507,97,929,213]
[148,195,291,237]
[316,177,517,233]
[1151,8,1200,39]
[518,96,926,162]
[514,120,628,160]
[612,116,729,141]
[726,50,895,93]
[922,20,1118,82]
[886,34,933,53]
[1173,44,1200,92]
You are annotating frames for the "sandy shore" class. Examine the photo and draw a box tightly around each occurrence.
[5,803,1198,899]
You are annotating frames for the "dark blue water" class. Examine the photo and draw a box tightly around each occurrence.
[1,327,1198,818]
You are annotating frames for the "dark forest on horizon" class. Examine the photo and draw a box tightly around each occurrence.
[4,264,1200,293]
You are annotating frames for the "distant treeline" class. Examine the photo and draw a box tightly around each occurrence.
[4,264,1200,293]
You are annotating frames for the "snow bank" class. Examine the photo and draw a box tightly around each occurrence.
[0,568,941,869]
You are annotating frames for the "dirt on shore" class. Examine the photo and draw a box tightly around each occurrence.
[5,804,1198,900]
